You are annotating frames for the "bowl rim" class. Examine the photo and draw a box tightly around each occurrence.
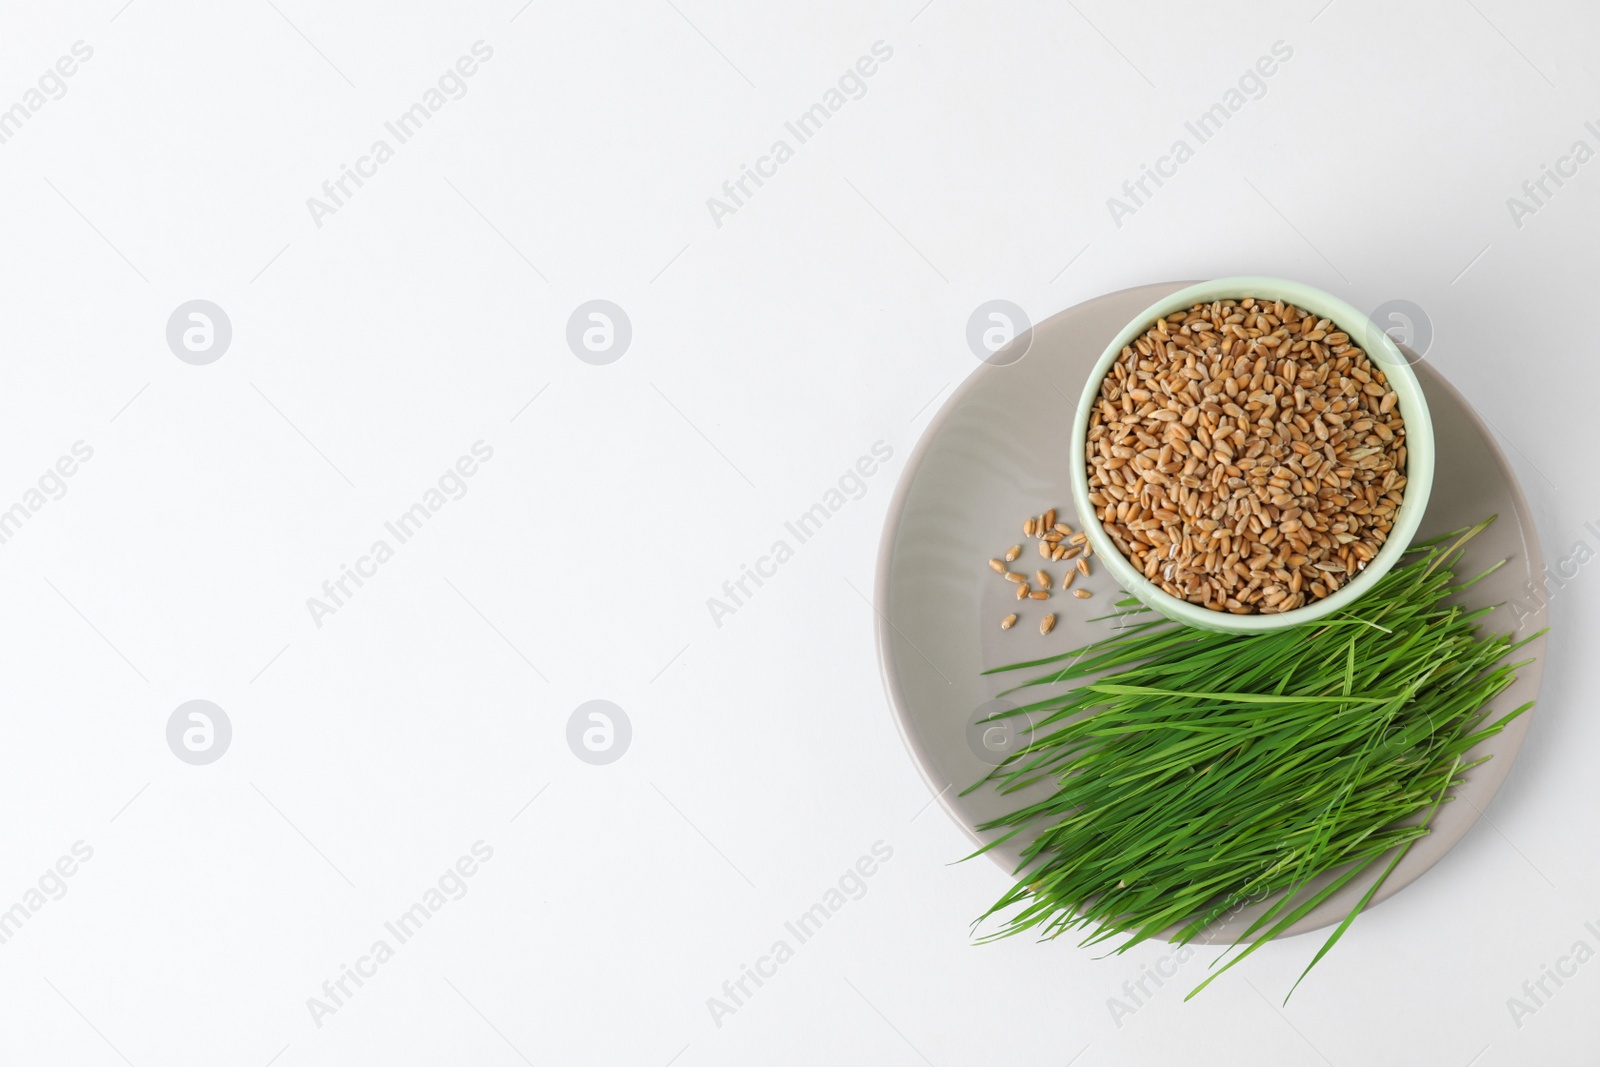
[1067,276,1436,633]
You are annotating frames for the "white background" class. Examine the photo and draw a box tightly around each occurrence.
[0,0,1596,1064]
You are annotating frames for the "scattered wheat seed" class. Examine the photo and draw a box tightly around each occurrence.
[1061,569,1076,590]
[1039,540,1053,559]
[1044,508,1056,531]
[988,559,1005,573]
[1005,545,1021,562]
[1035,570,1051,589]
[1054,523,1073,536]
[1004,571,1026,583]
[1040,613,1056,634]
[1017,583,1030,599]
[1077,557,1090,578]
[1024,518,1035,537]
[1030,590,1051,600]
[1051,544,1067,561]
[1001,613,1017,630]
[1073,589,1092,599]
[1069,532,1089,546]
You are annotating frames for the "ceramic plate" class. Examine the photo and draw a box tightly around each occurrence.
[875,281,1548,941]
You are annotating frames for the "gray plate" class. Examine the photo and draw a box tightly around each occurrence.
[875,281,1548,942]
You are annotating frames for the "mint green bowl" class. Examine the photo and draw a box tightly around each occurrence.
[1067,277,1435,634]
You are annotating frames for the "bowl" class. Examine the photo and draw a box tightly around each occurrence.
[1067,276,1436,633]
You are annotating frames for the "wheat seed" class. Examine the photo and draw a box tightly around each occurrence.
[988,559,1005,573]
[1004,571,1026,583]
[1035,570,1051,589]
[1005,545,1021,562]
[1001,613,1017,630]
[1040,613,1056,634]
[1073,589,1092,599]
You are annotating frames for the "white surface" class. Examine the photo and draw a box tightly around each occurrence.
[0,1,1594,1064]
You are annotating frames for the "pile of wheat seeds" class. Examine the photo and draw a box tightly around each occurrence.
[1085,298,1407,615]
